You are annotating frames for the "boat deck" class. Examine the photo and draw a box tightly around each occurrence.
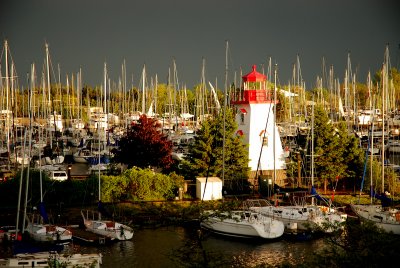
[70,227,114,245]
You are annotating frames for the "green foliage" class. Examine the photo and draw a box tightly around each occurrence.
[312,106,364,187]
[362,158,398,195]
[100,167,184,202]
[0,167,185,211]
[100,174,131,202]
[0,168,97,212]
[180,107,250,181]
[307,219,400,268]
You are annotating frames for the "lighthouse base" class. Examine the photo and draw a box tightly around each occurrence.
[249,169,287,190]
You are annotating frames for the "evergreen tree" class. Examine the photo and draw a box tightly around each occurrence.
[313,105,364,190]
[180,108,250,182]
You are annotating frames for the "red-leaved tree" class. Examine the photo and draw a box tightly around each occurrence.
[112,115,173,171]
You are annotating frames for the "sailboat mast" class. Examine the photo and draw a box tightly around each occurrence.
[21,128,29,233]
[141,64,146,115]
[4,41,11,170]
[17,130,27,234]
[155,74,158,117]
[381,63,386,194]
[311,94,315,205]
[46,43,51,111]
[222,40,228,185]
[370,94,375,204]
[273,64,277,189]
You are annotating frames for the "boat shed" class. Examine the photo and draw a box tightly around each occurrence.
[196,177,222,201]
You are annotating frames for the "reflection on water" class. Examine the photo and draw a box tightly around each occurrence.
[64,226,324,268]
[67,226,190,268]
[200,232,324,267]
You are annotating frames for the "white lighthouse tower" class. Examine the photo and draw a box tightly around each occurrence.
[231,65,286,187]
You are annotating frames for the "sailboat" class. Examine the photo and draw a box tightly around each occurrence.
[246,197,346,234]
[24,73,72,245]
[351,49,400,234]
[200,205,285,239]
[81,203,134,241]
[25,205,73,245]
[81,64,134,241]
[350,191,400,234]
[81,158,133,240]
[0,251,102,268]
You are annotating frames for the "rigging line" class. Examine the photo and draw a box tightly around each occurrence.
[359,96,377,204]
[358,127,371,204]
[202,117,220,202]
[253,97,273,191]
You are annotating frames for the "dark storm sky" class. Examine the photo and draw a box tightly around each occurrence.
[1,0,399,89]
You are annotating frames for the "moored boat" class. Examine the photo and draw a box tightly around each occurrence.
[200,209,284,239]
[350,203,400,234]
[81,204,134,241]
[245,199,347,234]
[0,251,102,268]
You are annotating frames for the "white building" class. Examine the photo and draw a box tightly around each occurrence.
[196,177,222,201]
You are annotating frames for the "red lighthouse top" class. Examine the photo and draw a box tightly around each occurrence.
[242,65,267,82]
[231,65,274,104]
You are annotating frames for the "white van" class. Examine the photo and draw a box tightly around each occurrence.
[48,170,68,181]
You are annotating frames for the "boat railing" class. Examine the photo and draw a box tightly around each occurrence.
[292,196,308,206]
[243,199,273,210]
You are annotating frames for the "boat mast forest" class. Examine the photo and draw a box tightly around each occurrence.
[1,40,400,198]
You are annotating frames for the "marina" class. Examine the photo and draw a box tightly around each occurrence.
[1,1,400,266]
[0,225,327,267]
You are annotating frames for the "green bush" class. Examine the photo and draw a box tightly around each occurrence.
[100,167,184,202]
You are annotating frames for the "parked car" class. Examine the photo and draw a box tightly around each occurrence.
[47,170,68,181]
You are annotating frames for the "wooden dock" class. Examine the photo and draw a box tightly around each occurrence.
[70,227,114,245]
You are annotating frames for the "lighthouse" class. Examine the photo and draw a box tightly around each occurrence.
[231,65,286,188]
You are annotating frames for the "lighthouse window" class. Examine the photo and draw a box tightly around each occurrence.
[262,137,268,146]
[240,113,245,124]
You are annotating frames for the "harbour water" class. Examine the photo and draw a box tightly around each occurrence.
[60,226,323,268]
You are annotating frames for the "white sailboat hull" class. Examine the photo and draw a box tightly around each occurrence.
[25,222,72,244]
[200,210,284,239]
[246,200,347,233]
[351,204,400,234]
[81,211,134,241]
[0,251,102,268]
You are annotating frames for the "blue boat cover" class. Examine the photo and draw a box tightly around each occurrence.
[370,187,392,207]
[310,186,330,204]
[38,202,49,224]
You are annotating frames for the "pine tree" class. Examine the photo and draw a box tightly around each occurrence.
[313,106,364,190]
[181,108,250,182]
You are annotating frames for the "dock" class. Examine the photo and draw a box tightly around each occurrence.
[70,227,114,245]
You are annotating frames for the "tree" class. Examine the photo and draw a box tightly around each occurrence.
[111,115,173,171]
[313,105,364,191]
[180,107,250,184]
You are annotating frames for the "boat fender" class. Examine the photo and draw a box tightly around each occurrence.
[321,207,328,214]
[310,211,315,220]
[395,212,400,222]
[249,215,255,223]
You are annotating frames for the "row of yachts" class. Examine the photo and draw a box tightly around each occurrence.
[200,197,348,240]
